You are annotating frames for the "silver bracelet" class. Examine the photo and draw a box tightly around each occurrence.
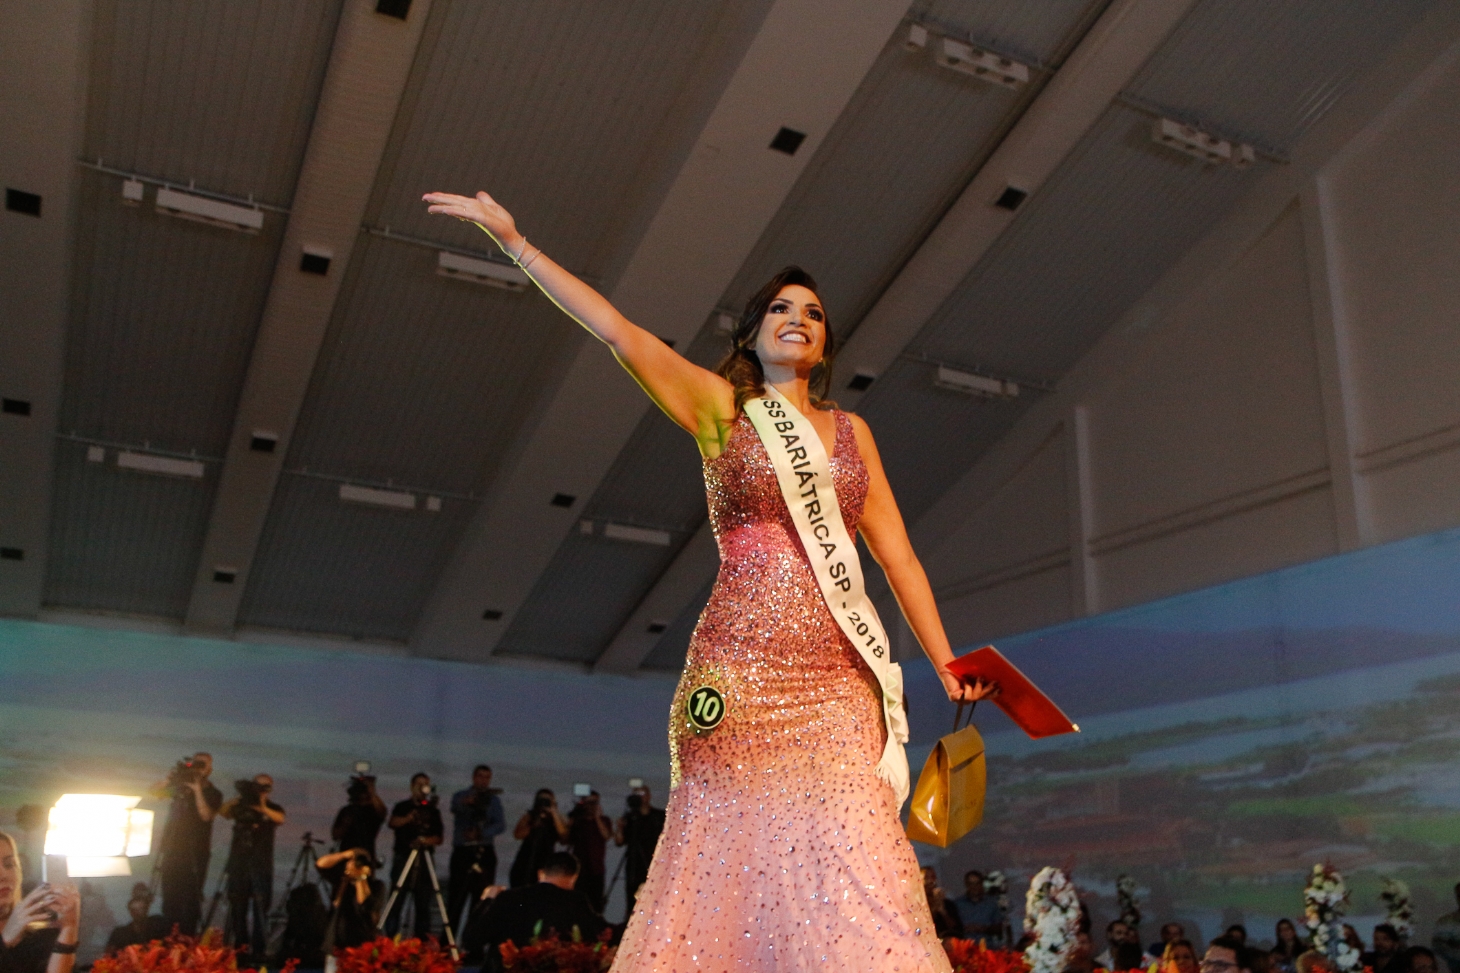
[513,237,530,266]
[521,245,542,271]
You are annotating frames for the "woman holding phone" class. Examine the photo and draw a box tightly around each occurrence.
[0,832,80,973]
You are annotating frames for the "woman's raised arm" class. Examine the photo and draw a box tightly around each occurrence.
[423,191,733,449]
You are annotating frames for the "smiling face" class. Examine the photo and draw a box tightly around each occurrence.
[752,285,826,374]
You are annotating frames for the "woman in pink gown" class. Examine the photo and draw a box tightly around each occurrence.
[424,190,994,971]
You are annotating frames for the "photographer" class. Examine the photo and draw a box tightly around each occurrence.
[0,831,81,973]
[463,852,604,970]
[384,774,444,938]
[565,791,612,913]
[219,774,285,956]
[613,784,664,920]
[447,766,505,931]
[331,772,387,862]
[104,885,168,954]
[153,752,223,935]
[507,790,568,890]
[315,849,383,956]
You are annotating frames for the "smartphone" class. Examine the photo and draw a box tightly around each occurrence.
[573,783,592,798]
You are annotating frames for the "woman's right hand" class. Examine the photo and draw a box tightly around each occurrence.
[2,885,56,946]
[422,191,522,252]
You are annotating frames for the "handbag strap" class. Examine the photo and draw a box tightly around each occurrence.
[953,700,978,733]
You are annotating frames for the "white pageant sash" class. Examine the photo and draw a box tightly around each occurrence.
[745,394,911,805]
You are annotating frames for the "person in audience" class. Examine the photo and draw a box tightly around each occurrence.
[448,766,506,932]
[1272,919,1306,973]
[952,871,1003,945]
[1227,926,1249,947]
[509,790,568,889]
[332,773,388,862]
[464,852,605,968]
[1343,925,1365,956]
[1366,924,1406,973]
[920,867,963,940]
[1163,938,1200,973]
[219,773,286,956]
[384,773,444,938]
[1203,935,1251,973]
[614,784,665,921]
[1153,923,1187,959]
[1099,921,1155,969]
[1403,946,1437,973]
[316,848,384,957]
[565,791,612,914]
[154,752,222,936]
[0,831,80,973]
[1433,883,1460,973]
[103,886,169,954]
[1295,950,1336,973]
[1065,929,1096,973]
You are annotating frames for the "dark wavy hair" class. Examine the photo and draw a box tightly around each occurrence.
[716,266,836,413]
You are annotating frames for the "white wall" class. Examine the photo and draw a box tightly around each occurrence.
[915,9,1460,646]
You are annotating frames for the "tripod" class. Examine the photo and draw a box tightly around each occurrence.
[378,847,458,961]
[201,863,232,935]
[266,832,323,958]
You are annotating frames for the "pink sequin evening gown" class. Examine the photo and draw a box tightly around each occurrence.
[611,411,951,972]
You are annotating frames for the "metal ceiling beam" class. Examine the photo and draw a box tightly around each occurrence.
[0,0,89,617]
[184,0,433,632]
[412,0,912,661]
[592,0,1201,674]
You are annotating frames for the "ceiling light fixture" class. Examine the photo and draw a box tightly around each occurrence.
[436,250,530,291]
[904,24,928,52]
[603,522,672,547]
[339,483,416,510]
[1151,118,1255,168]
[936,39,1029,89]
[154,187,263,233]
[116,451,205,479]
[934,365,1019,399]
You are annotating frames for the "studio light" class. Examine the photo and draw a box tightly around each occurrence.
[44,794,154,878]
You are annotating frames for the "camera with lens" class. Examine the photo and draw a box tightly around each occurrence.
[235,778,265,804]
[166,756,201,790]
[414,784,439,808]
[626,793,644,813]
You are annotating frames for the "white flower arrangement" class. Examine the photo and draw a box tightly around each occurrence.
[1025,866,1082,973]
[1117,874,1142,929]
[1305,863,1360,972]
[1380,878,1413,938]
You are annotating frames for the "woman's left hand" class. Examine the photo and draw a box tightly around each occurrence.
[49,884,79,935]
[938,671,1000,704]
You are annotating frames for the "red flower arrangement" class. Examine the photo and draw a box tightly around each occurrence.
[91,931,298,973]
[498,931,616,973]
[944,940,1031,973]
[334,937,458,973]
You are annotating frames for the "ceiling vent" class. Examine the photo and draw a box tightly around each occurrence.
[154,187,263,233]
[934,366,1019,400]
[436,250,529,291]
[1151,118,1255,168]
[937,39,1029,88]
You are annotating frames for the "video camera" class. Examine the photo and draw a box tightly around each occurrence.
[235,778,266,804]
[414,783,439,808]
[626,777,646,813]
[167,756,203,789]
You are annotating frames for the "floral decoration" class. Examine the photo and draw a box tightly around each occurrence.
[1117,875,1141,930]
[334,936,457,973]
[945,939,1030,973]
[92,931,297,973]
[1024,866,1082,973]
[986,871,1011,919]
[1379,878,1413,939]
[1305,864,1360,972]
[498,930,616,973]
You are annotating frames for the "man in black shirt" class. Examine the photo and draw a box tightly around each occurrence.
[104,887,170,954]
[332,775,387,861]
[155,752,224,935]
[463,852,604,966]
[384,773,444,938]
[613,785,665,921]
[219,774,285,956]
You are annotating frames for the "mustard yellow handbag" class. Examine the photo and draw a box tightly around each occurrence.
[905,701,986,847]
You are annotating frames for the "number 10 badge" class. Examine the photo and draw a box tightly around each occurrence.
[686,686,726,732]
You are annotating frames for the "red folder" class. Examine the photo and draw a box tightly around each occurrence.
[944,645,1079,739]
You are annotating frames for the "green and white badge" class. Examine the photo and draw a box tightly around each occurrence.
[686,686,726,732]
